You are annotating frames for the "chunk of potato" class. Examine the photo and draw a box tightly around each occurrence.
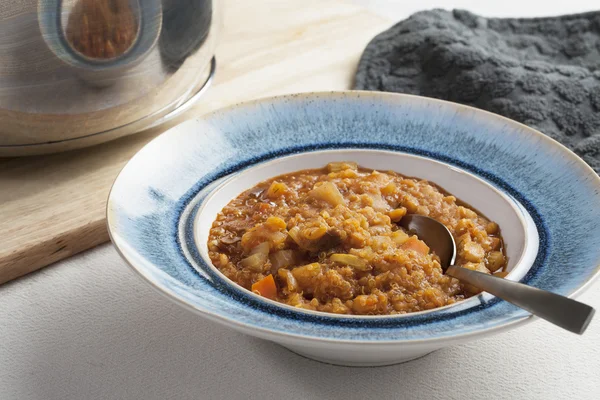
[489,237,501,251]
[486,222,499,234]
[388,207,407,222]
[291,263,322,288]
[456,232,471,246]
[241,217,287,252]
[308,182,345,206]
[455,218,475,235]
[461,241,485,262]
[462,262,490,274]
[367,192,390,211]
[403,195,419,213]
[240,242,270,271]
[391,230,410,245]
[326,161,358,172]
[270,249,297,270]
[266,181,289,199]
[486,251,505,272]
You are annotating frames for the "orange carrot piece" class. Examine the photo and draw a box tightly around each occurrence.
[401,236,430,255]
[251,274,277,300]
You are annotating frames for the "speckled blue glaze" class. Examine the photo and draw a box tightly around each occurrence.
[107,92,600,342]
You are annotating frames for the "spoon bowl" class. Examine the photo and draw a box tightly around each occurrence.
[399,214,595,334]
[398,214,456,269]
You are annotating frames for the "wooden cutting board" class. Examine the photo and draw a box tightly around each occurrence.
[0,0,392,284]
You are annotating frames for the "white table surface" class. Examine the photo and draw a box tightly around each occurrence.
[2,2,600,399]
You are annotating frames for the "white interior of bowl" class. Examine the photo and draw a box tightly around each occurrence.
[193,149,539,315]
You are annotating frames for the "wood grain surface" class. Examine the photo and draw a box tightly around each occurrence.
[0,0,391,284]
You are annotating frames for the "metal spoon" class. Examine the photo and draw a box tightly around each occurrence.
[399,214,595,334]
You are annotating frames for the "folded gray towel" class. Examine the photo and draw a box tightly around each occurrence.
[354,10,600,173]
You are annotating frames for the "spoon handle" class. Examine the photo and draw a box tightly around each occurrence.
[447,266,595,334]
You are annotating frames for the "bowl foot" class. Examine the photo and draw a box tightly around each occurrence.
[281,343,437,367]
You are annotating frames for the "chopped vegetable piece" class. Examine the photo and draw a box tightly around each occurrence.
[462,241,485,262]
[250,241,270,256]
[443,195,456,203]
[489,237,501,250]
[291,263,322,287]
[462,262,490,274]
[270,250,297,270]
[289,225,341,251]
[288,226,302,245]
[367,192,390,211]
[251,274,277,299]
[241,217,287,251]
[265,216,287,230]
[391,230,409,245]
[302,225,327,240]
[402,195,419,213]
[388,207,407,222]
[400,236,430,255]
[486,222,499,234]
[455,218,475,234]
[458,206,478,219]
[486,251,505,272]
[330,253,369,270]
[308,182,345,206]
[456,232,471,246]
[239,253,266,271]
[277,269,298,292]
[240,242,270,272]
[326,161,358,172]
[266,181,289,199]
[380,182,396,196]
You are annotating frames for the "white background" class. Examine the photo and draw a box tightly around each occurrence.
[2,1,600,399]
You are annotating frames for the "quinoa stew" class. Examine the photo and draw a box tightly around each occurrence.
[207,162,507,315]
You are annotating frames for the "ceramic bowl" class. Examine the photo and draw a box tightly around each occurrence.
[107,91,600,366]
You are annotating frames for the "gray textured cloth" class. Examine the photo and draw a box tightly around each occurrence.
[354,10,600,173]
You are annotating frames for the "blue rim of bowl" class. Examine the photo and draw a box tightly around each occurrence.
[107,91,600,344]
